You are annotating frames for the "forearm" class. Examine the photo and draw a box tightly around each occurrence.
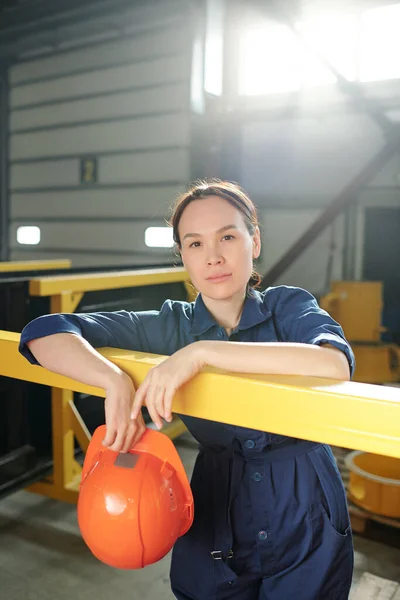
[198,341,350,381]
[27,333,125,390]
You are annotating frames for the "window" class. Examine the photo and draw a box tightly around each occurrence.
[239,24,305,95]
[145,227,174,248]
[359,3,400,82]
[204,0,224,96]
[17,226,41,245]
[238,3,400,95]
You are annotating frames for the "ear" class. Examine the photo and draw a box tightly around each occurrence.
[252,226,261,259]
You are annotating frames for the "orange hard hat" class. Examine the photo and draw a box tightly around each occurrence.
[77,425,194,570]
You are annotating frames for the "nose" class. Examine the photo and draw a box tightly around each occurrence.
[206,249,223,266]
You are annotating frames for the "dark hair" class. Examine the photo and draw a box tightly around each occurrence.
[168,179,262,290]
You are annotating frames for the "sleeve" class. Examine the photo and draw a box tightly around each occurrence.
[18,300,180,366]
[269,286,355,378]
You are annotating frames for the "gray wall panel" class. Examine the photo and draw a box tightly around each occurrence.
[10,27,190,84]
[241,114,383,202]
[11,185,182,219]
[11,149,189,189]
[11,221,175,253]
[100,150,189,184]
[8,3,194,266]
[11,55,190,108]
[11,83,189,131]
[366,154,400,186]
[11,114,191,160]
[259,210,344,295]
[11,160,79,189]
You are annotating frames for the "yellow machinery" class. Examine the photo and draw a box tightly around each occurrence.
[321,281,400,517]
[345,451,400,519]
[321,281,400,384]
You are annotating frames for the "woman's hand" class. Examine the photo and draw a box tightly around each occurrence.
[130,342,206,430]
[102,370,146,453]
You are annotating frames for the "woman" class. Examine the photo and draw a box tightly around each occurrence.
[19,180,355,600]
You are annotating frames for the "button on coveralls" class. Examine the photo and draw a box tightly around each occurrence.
[19,285,355,600]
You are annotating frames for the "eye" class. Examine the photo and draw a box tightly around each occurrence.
[189,241,201,248]
[222,234,235,241]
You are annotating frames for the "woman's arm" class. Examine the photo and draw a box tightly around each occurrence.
[20,302,181,451]
[130,340,350,427]
[26,332,146,453]
[197,340,351,381]
[28,333,124,388]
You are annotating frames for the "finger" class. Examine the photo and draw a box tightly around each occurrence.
[146,384,164,430]
[130,423,146,448]
[108,425,128,453]
[154,385,166,422]
[121,421,138,454]
[130,380,149,420]
[102,426,117,447]
[163,386,175,422]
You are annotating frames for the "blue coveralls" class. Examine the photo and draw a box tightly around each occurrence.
[19,285,355,600]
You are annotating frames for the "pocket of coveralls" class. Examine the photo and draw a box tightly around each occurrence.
[307,445,350,538]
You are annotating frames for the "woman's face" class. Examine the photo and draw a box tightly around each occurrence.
[178,195,260,299]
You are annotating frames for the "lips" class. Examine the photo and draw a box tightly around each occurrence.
[206,273,231,282]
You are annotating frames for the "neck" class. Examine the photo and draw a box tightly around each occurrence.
[202,288,248,334]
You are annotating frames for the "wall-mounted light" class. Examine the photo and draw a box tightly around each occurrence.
[17,226,41,245]
[145,227,174,248]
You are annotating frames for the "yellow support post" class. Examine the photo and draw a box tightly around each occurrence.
[50,291,84,314]
[27,291,85,502]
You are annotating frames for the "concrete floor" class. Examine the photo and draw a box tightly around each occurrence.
[0,434,399,600]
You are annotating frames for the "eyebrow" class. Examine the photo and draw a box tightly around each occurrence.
[182,224,238,241]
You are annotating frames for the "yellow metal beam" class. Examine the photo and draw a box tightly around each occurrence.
[0,259,71,272]
[1,330,400,459]
[29,267,190,296]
